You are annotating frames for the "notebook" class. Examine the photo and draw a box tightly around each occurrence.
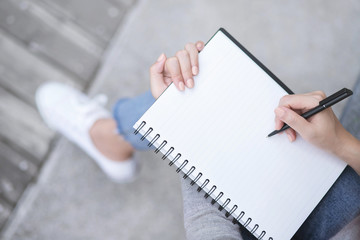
[133,28,346,240]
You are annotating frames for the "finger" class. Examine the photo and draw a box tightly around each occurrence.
[165,57,185,91]
[274,114,284,130]
[185,43,200,75]
[275,107,312,137]
[176,50,194,88]
[285,128,296,142]
[279,94,320,111]
[303,91,326,100]
[196,41,204,52]
[150,53,167,88]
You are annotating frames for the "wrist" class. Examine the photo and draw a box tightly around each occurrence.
[333,129,360,174]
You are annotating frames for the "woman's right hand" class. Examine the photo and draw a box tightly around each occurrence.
[149,41,204,99]
[274,91,360,174]
[274,91,343,149]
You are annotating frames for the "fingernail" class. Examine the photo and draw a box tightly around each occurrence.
[192,66,198,75]
[186,78,194,88]
[157,53,165,62]
[196,42,203,49]
[275,107,285,117]
[179,82,185,91]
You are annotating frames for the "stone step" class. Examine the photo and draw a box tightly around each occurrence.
[0,86,54,161]
[0,29,81,106]
[0,0,102,81]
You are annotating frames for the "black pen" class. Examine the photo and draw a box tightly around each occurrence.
[267,88,353,138]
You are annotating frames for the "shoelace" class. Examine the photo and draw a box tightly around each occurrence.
[79,94,108,107]
[71,94,109,132]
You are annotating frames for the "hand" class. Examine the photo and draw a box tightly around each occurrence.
[149,41,204,99]
[274,91,345,149]
[274,91,360,174]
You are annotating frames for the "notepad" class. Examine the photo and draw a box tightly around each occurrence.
[133,28,346,240]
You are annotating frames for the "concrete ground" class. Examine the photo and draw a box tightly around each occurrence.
[2,0,360,239]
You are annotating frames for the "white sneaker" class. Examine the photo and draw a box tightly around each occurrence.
[36,82,138,183]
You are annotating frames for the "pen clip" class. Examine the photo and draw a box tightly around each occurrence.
[319,88,352,105]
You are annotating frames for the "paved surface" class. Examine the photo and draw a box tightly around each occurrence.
[0,0,136,234]
[1,0,360,239]
[2,139,184,240]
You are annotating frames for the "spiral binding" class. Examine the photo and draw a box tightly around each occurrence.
[134,121,271,240]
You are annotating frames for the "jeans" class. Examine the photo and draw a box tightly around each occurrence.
[113,88,360,240]
[113,91,154,150]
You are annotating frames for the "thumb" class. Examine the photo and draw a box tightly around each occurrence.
[150,53,166,83]
[275,107,312,137]
[150,54,167,99]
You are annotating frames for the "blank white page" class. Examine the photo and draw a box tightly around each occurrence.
[133,29,346,240]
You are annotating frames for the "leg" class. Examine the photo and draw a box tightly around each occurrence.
[181,177,243,240]
[89,91,156,161]
[90,119,134,161]
[36,82,155,182]
[293,78,360,240]
[112,91,155,150]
